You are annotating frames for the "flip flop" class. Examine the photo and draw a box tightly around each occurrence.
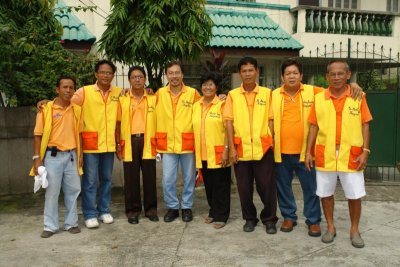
[213,222,226,229]
[204,217,214,224]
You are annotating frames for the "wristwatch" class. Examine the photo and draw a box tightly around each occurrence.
[32,155,40,160]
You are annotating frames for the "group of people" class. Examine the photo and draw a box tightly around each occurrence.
[30,56,372,249]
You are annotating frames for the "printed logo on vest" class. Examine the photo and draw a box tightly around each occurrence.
[208,111,221,118]
[256,99,266,106]
[303,100,313,108]
[148,106,154,113]
[181,100,193,108]
[348,106,360,116]
[110,96,119,101]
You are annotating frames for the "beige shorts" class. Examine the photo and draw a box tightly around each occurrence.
[316,171,366,199]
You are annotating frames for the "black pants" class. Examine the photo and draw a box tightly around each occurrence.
[234,149,278,224]
[201,161,231,223]
[123,136,157,217]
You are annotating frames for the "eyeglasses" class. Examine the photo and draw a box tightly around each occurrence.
[97,71,114,76]
[328,72,347,78]
[131,75,145,80]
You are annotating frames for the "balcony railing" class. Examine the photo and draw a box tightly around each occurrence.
[291,6,395,36]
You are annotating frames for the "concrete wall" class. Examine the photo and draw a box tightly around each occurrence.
[0,107,123,196]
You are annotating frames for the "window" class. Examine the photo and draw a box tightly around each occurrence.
[299,0,320,6]
[328,0,357,9]
[387,0,400,12]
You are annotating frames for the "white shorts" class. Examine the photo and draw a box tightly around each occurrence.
[316,171,366,199]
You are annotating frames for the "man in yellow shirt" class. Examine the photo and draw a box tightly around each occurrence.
[224,57,278,234]
[155,61,201,223]
[32,76,82,238]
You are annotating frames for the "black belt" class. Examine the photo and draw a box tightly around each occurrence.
[132,133,144,138]
[47,146,75,152]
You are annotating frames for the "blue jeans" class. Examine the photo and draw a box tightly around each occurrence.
[82,152,114,220]
[162,153,196,209]
[43,150,81,232]
[276,154,321,225]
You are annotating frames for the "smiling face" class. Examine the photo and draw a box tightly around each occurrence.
[326,61,351,91]
[56,79,75,102]
[166,64,183,88]
[129,69,146,90]
[95,63,114,88]
[239,63,258,86]
[201,79,218,99]
[282,64,302,89]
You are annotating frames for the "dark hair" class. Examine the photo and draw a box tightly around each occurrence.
[200,72,222,95]
[327,59,350,73]
[128,66,146,79]
[165,60,183,74]
[281,59,303,76]
[56,75,76,88]
[95,59,116,73]
[238,56,258,71]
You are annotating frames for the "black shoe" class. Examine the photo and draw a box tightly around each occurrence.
[40,230,54,238]
[128,216,139,224]
[266,223,277,234]
[243,220,258,232]
[146,215,159,222]
[164,209,179,222]
[182,209,193,222]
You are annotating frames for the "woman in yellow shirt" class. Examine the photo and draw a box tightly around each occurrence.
[192,72,231,229]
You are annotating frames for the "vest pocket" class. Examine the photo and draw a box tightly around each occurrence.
[348,146,363,170]
[234,137,243,158]
[182,132,194,151]
[260,135,272,154]
[315,144,325,168]
[155,132,168,151]
[214,145,225,165]
[82,131,98,150]
[150,137,157,156]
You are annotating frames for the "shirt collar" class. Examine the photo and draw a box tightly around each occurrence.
[325,85,351,99]
[239,83,259,94]
[167,83,187,93]
[95,82,112,92]
[128,89,147,98]
[199,95,219,106]
[280,83,304,95]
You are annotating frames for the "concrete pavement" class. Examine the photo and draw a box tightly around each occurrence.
[1,166,400,266]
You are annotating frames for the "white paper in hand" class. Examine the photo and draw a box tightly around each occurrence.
[33,166,48,193]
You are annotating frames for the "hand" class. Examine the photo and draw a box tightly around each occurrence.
[218,94,227,101]
[349,82,363,100]
[119,88,129,97]
[146,87,154,95]
[79,153,83,168]
[116,146,122,160]
[229,147,238,164]
[36,100,50,111]
[305,153,314,172]
[221,148,229,167]
[33,159,43,176]
[355,151,369,171]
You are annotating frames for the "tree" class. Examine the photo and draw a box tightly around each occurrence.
[0,0,97,106]
[98,0,213,90]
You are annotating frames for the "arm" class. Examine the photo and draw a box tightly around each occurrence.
[221,127,229,167]
[305,124,319,172]
[115,121,122,160]
[355,123,370,171]
[269,119,274,147]
[36,100,50,111]
[226,120,237,164]
[79,133,83,168]
[33,135,43,175]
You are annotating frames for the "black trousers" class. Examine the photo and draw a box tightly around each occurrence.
[123,136,157,217]
[201,161,231,223]
[234,149,278,224]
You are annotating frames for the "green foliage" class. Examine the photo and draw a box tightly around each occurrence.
[201,50,232,94]
[99,0,213,90]
[357,70,386,91]
[313,74,330,88]
[0,0,97,106]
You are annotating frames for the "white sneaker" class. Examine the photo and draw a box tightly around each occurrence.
[99,213,114,224]
[85,218,99,229]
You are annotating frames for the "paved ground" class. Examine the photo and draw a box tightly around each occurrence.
[1,165,400,266]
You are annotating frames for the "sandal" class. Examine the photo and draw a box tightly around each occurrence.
[204,217,214,224]
[213,222,226,229]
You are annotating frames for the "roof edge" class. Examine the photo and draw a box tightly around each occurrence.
[207,0,291,11]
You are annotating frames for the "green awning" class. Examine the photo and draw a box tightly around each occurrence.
[207,8,303,50]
